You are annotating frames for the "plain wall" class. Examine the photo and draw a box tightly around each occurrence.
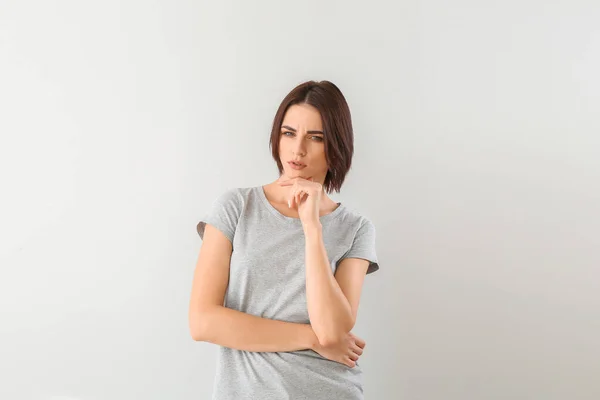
[1,0,598,399]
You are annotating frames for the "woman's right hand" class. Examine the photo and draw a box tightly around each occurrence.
[312,331,366,368]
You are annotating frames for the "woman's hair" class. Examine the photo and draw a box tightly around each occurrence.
[269,80,354,194]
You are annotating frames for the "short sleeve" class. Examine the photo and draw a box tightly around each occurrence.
[196,188,241,245]
[340,218,380,274]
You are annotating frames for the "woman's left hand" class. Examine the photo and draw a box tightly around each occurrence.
[277,176,323,227]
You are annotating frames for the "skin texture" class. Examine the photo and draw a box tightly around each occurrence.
[189,103,369,368]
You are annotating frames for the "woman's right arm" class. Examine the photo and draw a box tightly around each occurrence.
[188,223,318,353]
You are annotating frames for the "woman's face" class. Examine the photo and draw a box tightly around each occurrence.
[278,103,328,183]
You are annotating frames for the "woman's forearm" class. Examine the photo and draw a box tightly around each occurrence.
[190,305,318,352]
[303,223,355,345]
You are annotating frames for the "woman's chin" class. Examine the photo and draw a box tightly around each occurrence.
[291,172,311,179]
[282,167,316,180]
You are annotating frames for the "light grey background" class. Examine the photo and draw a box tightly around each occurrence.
[1,1,599,399]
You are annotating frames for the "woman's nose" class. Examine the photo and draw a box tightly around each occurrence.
[293,139,306,156]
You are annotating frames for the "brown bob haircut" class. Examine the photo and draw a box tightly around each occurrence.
[269,80,354,194]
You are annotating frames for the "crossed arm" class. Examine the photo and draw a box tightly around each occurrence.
[188,223,369,352]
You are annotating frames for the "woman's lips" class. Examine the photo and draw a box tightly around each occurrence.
[288,161,306,170]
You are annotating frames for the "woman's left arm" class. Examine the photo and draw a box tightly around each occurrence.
[304,223,369,347]
[278,176,370,347]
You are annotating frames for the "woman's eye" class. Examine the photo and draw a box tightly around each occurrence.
[281,132,322,141]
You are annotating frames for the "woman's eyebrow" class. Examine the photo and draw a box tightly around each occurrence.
[281,125,324,134]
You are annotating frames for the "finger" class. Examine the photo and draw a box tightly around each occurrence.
[355,337,366,349]
[352,344,364,356]
[296,190,304,206]
[301,191,308,204]
[345,357,356,368]
[348,352,359,361]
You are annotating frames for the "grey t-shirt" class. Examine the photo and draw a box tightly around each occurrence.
[196,185,380,400]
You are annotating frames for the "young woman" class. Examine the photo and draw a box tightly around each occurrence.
[189,80,380,399]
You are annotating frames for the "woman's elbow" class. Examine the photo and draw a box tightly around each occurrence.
[189,325,204,342]
[317,330,348,348]
[316,321,355,347]
[189,310,211,341]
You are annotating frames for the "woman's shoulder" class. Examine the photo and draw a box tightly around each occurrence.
[337,199,374,221]
[335,201,377,232]
[205,186,244,213]
[212,186,255,202]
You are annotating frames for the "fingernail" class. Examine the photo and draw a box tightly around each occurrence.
[288,200,291,208]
